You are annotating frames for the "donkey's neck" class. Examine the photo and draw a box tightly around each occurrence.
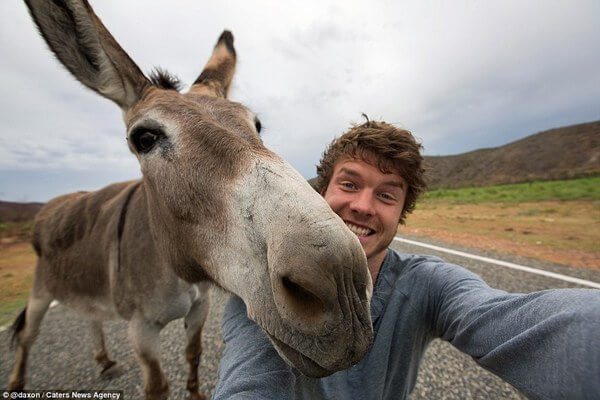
[122,180,214,284]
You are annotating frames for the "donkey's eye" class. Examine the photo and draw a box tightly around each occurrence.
[254,117,262,134]
[131,128,163,154]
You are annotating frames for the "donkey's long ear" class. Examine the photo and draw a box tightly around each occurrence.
[24,0,151,110]
[189,31,236,98]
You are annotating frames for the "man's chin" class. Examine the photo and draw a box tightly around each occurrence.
[361,240,378,258]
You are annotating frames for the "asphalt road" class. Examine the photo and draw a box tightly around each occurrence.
[2,235,599,399]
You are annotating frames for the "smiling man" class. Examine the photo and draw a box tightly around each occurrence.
[214,117,600,400]
[315,119,425,283]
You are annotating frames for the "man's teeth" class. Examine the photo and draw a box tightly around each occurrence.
[346,223,372,237]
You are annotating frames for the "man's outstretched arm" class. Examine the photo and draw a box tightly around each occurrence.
[426,262,600,400]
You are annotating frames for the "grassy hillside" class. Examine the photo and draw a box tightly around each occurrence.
[424,176,600,204]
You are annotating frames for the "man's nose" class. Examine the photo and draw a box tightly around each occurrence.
[350,190,375,216]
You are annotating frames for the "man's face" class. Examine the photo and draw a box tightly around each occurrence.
[322,156,407,269]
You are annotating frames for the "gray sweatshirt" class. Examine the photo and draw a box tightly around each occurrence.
[213,249,600,400]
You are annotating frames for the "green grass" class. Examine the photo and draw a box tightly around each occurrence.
[423,176,600,204]
[0,297,27,327]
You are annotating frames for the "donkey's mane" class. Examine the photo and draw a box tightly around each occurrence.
[149,68,183,91]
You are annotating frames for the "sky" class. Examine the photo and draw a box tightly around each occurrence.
[1,1,599,202]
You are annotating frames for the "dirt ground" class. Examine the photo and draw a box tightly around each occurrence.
[403,200,600,270]
[0,241,36,325]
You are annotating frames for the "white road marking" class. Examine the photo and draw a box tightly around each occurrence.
[394,237,600,289]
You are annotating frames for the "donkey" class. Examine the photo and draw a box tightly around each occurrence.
[8,1,373,399]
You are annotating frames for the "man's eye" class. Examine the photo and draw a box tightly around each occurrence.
[379,193,397,202]
[340,181,356,190]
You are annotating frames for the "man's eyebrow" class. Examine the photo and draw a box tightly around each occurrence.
[381,181,405,190]
[338,167,361,178]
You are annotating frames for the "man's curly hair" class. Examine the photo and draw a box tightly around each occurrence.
[315,116,427,224]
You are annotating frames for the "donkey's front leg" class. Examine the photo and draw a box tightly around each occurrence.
[184,287,210,400]
[128,316,169,400]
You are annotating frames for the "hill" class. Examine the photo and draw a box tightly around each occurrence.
[425,120,600,189]
[0,201,43,223]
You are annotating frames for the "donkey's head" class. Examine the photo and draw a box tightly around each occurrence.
[25,0,373,377]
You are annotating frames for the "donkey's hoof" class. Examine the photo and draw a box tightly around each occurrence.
[144,392,169,400]
[100,361,123,380]
[7,382,25,391]
[189,392,206,400]
[142,381,169,400]
[101,359,117,373]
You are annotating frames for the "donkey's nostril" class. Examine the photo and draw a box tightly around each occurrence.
[280,275,326,322]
